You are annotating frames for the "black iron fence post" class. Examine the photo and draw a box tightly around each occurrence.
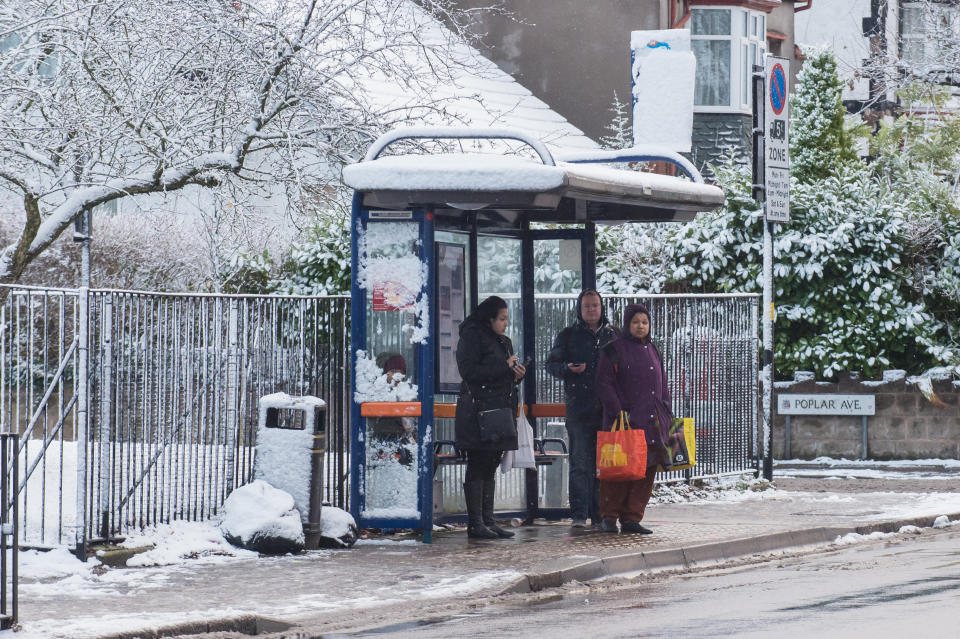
[1,433,19,629]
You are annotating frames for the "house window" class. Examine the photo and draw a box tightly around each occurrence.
[901,2,960,73]
[691,6,767,112]
[96,200,119,218]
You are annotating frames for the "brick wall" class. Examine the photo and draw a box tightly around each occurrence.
[773,374,960,460]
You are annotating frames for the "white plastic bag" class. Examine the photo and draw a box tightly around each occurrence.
[500,406,537,473]
[514,408,536,469]
[500,449,515,474]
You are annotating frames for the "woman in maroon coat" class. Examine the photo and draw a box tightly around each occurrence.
[594,303,673,534]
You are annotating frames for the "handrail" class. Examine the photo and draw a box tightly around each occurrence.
[556,146,705,184]
[8,394,77,512]
[11,339,78,464]
[362,126,556,166]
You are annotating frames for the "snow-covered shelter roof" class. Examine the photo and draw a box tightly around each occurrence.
[343,128,724,225]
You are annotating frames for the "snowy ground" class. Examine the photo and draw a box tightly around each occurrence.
[3,460,960,639]
[772,457,960,493]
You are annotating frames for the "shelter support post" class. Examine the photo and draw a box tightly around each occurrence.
[348,193,366,525]
[582,221,596,291]
[418,209,436,543]
[520,221,538,524]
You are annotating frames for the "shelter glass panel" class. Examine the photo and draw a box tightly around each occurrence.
[435,232,471,393]
[478,236,523,351]
[533,239,582,295]
[360,220,421,518]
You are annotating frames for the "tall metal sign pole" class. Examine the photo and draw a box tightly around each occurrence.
[754,56,790,481]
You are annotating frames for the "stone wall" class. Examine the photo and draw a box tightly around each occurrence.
[773,373,960,460]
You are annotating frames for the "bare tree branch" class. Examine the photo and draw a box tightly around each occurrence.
[0,0,489,291]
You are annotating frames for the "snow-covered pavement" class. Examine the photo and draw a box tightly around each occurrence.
[6,465,960,639]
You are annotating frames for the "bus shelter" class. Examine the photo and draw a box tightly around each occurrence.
[342,127,725,542]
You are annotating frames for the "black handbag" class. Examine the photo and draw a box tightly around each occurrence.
[476,406,516,443]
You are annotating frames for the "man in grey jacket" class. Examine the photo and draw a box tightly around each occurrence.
[545,289,618,527]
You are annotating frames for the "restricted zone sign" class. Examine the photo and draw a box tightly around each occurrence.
[764,56,790,223]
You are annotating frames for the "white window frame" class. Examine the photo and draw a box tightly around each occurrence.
[691,6,767,114]
[900,1,960,74]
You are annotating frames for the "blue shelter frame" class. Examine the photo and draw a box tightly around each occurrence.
[345,128,724,542]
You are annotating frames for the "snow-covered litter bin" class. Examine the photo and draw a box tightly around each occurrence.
[254,393,327,549]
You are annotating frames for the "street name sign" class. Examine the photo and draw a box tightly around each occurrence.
[764,56,790,223]
[777,394,875,416]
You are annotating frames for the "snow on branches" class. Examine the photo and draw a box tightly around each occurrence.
[0,0,484,289]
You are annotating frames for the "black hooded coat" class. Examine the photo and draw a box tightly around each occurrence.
[545,290,619,418]
[454,316,519,451]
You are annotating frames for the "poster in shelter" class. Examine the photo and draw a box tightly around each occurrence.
[436,243,466,392]
[372,280,416,312]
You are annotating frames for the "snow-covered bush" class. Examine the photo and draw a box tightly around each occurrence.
[275,217,352,296]
[789,48,861,183]
[775,167,945,377]
[667,154,953,379]
[870,83,960,355]
[0,211,208,291]
[597,223,673,294]
[220,250,277,294]
[657,50,959,379]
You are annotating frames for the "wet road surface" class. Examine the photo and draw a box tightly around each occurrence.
[346,526,960,639]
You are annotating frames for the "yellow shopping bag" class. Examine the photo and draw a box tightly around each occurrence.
[667,417,696,470]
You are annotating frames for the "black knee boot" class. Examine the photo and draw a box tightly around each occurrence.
[482,478,514,538]
[464,481,497,539]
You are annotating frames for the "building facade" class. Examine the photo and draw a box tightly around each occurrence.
[689,1,806,168]
[446,0,806,168]
[796,0,960,125]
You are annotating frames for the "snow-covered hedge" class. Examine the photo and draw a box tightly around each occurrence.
[596,50,960,381]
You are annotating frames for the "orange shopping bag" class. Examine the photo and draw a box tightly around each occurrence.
[595,411,647,482]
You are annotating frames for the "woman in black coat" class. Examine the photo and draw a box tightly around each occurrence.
[454,296,527,539]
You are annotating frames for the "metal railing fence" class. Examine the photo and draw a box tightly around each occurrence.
[0,285,758,549]
[438,293,761,510]
[0,433,19,630]
[532,294,760,479]
[0,286,350,549]
[0,286,80,548]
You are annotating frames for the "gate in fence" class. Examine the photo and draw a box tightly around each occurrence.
[0,285,758,555]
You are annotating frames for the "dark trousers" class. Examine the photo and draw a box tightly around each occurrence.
[464,449,502,482]
[598,466,657,523]
[566,411,601,522]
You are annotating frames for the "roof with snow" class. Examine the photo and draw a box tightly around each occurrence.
[357,6,597,151]
[343,128,724,225]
